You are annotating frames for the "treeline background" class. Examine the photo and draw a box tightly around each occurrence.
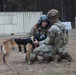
[0,0,76,28]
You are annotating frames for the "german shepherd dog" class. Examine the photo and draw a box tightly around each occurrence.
[0,37,38,64]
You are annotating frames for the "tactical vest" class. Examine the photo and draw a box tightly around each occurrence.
[54,23,68,45]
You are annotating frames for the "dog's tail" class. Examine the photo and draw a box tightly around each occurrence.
[0,38,12,61]
[0,45,2,60]
[0,43,5,61]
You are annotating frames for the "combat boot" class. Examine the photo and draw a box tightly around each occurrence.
[63,52,72,62]
[56,52,72,63]
[57,52,72,62]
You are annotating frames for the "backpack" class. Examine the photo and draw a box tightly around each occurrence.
[55,23,68,45]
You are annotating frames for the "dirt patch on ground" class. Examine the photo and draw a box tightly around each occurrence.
[0,29,76,75]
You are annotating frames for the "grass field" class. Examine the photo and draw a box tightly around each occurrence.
[0,29,76,75]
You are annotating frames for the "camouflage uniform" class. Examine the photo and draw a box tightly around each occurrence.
[29,9,72,63]
[28,15,50,41]
[31,21,65,61]
[28,26,47,40]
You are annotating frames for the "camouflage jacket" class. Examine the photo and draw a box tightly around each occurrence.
[40,21,67,48]
[28,26,48,40]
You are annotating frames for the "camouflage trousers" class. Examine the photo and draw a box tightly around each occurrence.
[29,43,66,62]
[29,44,54,62]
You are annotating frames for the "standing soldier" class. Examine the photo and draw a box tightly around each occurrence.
[29,9,72,64]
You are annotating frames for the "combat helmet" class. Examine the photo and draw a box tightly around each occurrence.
[47,9,59,19]
[37,15,48,24]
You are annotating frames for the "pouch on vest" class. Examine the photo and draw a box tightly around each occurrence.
[55,23,68,45]
[61,28,68,45]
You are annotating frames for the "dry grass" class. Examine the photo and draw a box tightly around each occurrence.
[0,29,76,75]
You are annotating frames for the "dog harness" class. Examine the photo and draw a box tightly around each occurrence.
[14,38,35,53]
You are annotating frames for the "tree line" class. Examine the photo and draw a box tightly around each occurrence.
[0,0,76,28]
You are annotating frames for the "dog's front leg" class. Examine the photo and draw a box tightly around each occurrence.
[25,43,33,63]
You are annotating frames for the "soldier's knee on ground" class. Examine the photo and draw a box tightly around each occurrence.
[42,53,53,62]
[29,53,38,64]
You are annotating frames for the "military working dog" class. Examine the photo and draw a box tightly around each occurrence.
[0,37,38,64]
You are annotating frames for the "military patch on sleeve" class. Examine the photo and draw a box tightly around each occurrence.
[47,30,55,37]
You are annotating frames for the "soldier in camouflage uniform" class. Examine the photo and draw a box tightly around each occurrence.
[28,15,50,41]
[29,9,72,64]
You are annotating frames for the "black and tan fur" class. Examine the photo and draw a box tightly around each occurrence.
[0,38,36,64]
